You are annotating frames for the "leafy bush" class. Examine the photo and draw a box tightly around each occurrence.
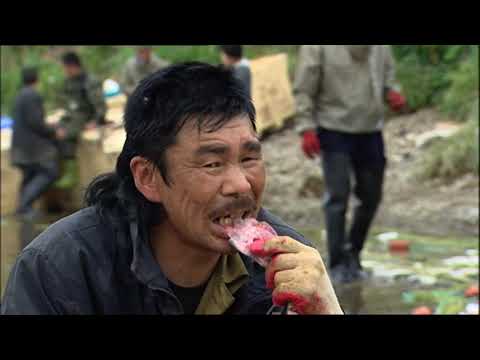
[391,45,477,113]
[1,45,300,114]
[440,46,479,122]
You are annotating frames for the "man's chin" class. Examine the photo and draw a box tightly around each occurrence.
[212,236,237,255]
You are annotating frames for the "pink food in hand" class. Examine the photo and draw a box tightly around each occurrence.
[226,218,277,267]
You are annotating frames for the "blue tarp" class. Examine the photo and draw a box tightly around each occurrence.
[1,115,13,129]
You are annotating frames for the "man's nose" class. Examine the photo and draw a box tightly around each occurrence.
[221,165,252,196]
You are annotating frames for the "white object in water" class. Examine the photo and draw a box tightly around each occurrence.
[465,303,479,315]
[376,232,399,243]
[407,275,437,286]
[443,256,478,267]
[465,249,479,257]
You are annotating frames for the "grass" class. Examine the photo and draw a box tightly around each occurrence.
[416,98,479,181]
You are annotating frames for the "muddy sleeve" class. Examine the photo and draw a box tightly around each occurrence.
[293,45,323,134]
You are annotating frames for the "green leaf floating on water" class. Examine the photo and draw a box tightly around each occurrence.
[402,292,417,304]
[435,297,467,315]
[401,289,463,306]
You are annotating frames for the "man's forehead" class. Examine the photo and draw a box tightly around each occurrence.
[181,116,257,141]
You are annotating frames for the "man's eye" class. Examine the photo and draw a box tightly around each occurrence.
[204,162,222,169]
[242,157,258,163]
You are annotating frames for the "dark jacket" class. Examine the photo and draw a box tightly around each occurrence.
[58,72,106,158]
[232,60,252,99]
[10,87,58,167]
[1,206,312,315]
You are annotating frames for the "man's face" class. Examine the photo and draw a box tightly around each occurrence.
[137,49,152,65]
[220,52,234,67]
[63,64,79,78]
[155,116,266,255]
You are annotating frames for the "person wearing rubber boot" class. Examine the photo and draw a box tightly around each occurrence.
[10,67,62,220]
[293,45,407,284]
[2,63,343,315]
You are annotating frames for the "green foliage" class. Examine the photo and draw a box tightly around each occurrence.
[402,289,468,314]
[440,46,479,121]
[391,45,478,113]
[1,45,300,115]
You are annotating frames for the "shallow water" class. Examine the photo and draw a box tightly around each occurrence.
[1,215,478,314]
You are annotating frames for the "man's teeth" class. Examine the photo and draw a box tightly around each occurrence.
[219,217,233,226]
[215,212,251,226]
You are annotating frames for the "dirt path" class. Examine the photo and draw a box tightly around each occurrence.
[261,109,479,237]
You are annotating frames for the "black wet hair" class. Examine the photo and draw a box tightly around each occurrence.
[219,45,243,60]
[61,51,82,67]
[22,67,38,86]
[85,62,256,227]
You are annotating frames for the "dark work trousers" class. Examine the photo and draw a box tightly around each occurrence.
[17,161,60,214]
[318,127,386,269]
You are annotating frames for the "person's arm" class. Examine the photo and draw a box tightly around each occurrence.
[23,93,56,140]
[383,46,407,112]
[293,45,323,135]
[383,45,397,93]
[2,249,70,314]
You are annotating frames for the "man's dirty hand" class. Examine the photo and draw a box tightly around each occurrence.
[301,130,321,159]
[249,236,343,315]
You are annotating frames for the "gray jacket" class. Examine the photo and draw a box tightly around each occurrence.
[293,45,397,134]
[10,87,58,167]
[120,55,170,97]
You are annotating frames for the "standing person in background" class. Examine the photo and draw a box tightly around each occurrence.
[293,45,407,284]
[120,46,170,98]
[56,51,107,158]
[50,51,107,198]
[219,45,252,98]
[10,67,62,219]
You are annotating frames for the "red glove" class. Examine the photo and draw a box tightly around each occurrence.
[387,90,407,113]
[301,130,321,159]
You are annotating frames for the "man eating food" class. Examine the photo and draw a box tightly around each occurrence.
[1,62,343,315]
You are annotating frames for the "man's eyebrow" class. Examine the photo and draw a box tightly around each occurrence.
[242,140,262,152]
[195,144,229,157]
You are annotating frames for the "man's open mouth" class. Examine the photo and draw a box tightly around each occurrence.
[211,211,254,227]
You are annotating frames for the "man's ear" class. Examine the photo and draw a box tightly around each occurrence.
[130,156,164,203]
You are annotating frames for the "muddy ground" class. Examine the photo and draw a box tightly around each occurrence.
[261,109,479,237]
